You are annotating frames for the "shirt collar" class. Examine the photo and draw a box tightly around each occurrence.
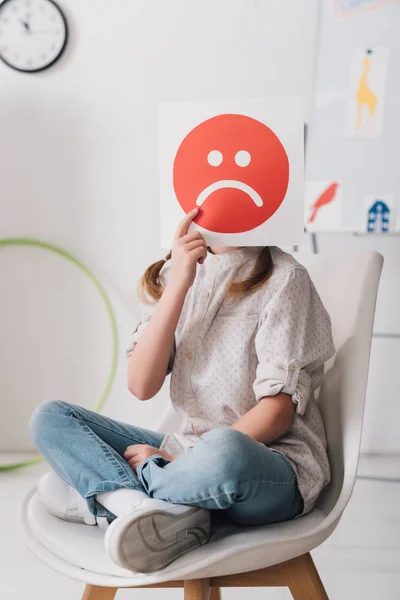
[203,246,261,269]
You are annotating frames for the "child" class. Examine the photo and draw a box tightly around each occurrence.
[30,207,335,574]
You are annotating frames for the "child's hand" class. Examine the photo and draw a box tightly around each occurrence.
[123,444,175,472]
[169,208,207,292]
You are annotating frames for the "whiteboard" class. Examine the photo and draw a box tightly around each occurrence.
[306,0,400,230]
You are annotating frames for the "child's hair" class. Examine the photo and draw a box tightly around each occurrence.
[138,247,273,304]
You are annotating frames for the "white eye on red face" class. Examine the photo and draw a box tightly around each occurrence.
[207,150,223,166]
[207,150,251,167]
[235,150,251,167]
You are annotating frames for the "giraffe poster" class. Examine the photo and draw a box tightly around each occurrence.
[304,181,344,231]
[159,99,304,249]
[345,47,389,137]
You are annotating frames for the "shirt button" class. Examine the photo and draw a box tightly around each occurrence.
[212,256,219,263]
[289,365,296,372]
[186,351,193,360]
[202,291,210,298]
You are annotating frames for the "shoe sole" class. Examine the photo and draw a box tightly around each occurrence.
[105,506,211,573]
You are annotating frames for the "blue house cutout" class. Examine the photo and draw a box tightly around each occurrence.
[367,200,390,233]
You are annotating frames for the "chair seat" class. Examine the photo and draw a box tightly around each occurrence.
[20,486,336,588]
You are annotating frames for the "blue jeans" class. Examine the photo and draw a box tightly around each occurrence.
[29,400,303,526]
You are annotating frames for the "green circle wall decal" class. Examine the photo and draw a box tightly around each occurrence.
[0,238,118,472]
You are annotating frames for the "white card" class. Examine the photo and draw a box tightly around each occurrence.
[305,181,343,231]
[159,99,304,250]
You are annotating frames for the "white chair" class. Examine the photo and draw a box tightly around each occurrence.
[19,250,383,600]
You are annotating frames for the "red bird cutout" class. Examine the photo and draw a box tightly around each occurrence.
[308,182,340,223]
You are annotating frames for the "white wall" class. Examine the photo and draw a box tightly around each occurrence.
[0,0,320,451]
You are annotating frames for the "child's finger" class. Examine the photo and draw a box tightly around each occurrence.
[173,208,199,242]
[124,445,140,459]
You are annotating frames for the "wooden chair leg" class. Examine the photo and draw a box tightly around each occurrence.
[81,584,118,600]
[287,553,329,600]
[184,579,211,600]
[210,587,221,600]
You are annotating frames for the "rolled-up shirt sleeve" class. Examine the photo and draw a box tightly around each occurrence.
[126,260,175,376]
[252,267,335,415]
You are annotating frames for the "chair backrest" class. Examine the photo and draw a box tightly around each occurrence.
[297,251,382,516]
[157,250,383,518]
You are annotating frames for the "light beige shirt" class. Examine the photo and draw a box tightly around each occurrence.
[127,246,335,515]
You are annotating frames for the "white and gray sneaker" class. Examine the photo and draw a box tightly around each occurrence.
[38,472,109,529]
[105,497,211,573]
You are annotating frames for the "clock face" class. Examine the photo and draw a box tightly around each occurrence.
[0,0,68,72]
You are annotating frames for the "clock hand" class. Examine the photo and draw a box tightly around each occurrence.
[20,20,30,32]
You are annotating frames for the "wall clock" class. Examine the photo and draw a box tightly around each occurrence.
[0,0,68,73]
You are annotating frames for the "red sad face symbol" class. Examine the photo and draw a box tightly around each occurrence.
[173,114,289,234]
